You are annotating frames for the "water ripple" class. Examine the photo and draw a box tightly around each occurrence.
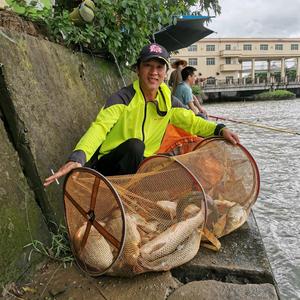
[207,98,300,299]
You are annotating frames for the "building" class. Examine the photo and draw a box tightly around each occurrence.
[170,38,300,83]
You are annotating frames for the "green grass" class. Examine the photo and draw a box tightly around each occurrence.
[255,90,296,100]
[24,222,74,267]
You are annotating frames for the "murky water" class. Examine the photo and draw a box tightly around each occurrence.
[206,98,300,300]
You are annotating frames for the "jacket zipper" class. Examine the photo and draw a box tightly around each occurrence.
[141,100,147,142]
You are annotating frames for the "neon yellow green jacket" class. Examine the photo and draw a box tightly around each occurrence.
[71,80,223,164]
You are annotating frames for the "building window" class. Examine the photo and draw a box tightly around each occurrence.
[188,58,198,66]
[206,58,215,65]
[291,44,299,50]
[206,44,215,51]
[225,44,231,50]
[188,44,197,52]
[243,44,252,51]
[206,77,216,84]
[260,44,268,50]
[225,57,231,64]
[275,44,283,50]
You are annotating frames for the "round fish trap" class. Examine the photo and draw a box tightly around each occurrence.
[64,158,206,277]
[179,137,260,239]
[63,168,126,276]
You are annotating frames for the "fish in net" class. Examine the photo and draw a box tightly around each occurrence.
[63,138,259,276]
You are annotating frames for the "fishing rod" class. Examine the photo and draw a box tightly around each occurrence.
[209,115,300,136]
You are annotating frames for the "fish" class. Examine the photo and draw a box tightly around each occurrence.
[182,204,201,219]
[105,213,141,266]
[198,154,225,186]
[156,200,177,220]
[212,214,227,237]
[140,209,204,262]
[138,230,201,272]
[73,223,113,271]
[214,198,235,215]
[224,203,248,234]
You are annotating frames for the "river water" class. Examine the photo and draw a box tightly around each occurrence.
[206,98,300,299]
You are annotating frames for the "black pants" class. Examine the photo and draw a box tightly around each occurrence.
[93,138,145,176]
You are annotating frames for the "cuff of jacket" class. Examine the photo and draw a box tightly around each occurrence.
[214,123,226,136]
[68,150,86,166]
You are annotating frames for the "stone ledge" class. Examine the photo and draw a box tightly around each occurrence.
[172,211,276,286]
[167,280,278,300]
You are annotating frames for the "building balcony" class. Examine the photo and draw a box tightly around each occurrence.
[220,50,242,57]
[220,64,242,71]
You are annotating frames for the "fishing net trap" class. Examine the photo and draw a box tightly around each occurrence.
[63,137,260,277]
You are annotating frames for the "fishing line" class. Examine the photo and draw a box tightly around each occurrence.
[209,115,300,136]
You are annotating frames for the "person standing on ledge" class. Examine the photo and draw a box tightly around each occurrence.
[168,59,187,94]
[174,66,208,119]
[44,43,239,186]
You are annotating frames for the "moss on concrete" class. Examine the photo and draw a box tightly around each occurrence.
[0,120,49,286]
[0,28,132,285]
[0,28,131,227]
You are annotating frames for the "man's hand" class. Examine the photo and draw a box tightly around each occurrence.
[43,161,82,187]
[198,105,208,118]
[221,128,240,145]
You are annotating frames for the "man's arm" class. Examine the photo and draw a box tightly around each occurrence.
[193,94,207,117]
[187,100,199,115]
[170,97,240,145]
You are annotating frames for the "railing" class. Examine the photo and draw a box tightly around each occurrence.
[201,78,300,93]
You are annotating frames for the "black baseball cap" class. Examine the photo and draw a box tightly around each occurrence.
[136,43,170,66]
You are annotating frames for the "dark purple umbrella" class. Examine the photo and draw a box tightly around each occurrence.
[152,15,214,52]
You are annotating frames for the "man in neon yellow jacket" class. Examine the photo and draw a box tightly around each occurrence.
[44,43,239,186]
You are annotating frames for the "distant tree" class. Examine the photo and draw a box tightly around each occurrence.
[286,69,296,81]
[255,72,267,81]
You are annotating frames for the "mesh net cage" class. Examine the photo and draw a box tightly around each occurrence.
[63,137,259,277]
[172,137,260,248]
[64,159,206,277]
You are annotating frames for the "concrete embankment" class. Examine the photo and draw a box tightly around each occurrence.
[0,24,127,286]
[0,24,279,299]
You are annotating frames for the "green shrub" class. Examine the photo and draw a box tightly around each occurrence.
[7,0,221,70]
[255,90,296,100]
[192,85,202,96]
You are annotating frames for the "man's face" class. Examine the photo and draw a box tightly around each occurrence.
[137,59,167,92]
[189,72,197,85]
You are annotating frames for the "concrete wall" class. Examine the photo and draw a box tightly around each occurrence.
[0,27,128,286]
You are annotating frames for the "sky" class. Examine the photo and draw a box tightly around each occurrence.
[207,0,300,38]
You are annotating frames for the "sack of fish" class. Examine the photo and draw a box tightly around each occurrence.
[63,138,259,277]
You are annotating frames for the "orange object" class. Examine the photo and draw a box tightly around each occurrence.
[157,124,203,155]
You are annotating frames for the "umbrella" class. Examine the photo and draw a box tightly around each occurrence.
[152,15,214,52]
